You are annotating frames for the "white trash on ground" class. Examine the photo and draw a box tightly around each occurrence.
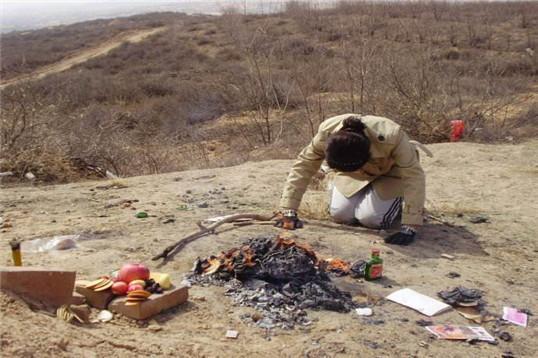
[22,235,80,252]
[355,308,373,316]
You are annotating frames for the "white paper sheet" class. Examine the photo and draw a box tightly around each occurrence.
[386,288,452,316]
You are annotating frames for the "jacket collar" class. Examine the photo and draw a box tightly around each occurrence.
[365,127,385,158]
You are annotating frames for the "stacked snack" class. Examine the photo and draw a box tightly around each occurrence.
[84,277,114,291]
[125,289,151,306]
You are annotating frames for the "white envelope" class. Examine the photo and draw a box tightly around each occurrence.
[386,288,452,316]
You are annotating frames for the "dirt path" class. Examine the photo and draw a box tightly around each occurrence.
[1,140,537,357]
[0,27,165,89]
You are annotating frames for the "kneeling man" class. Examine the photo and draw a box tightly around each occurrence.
[279,114,426,246]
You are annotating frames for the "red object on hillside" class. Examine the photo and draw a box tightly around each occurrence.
[450,120,465,142]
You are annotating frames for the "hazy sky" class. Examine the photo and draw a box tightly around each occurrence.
[1,1,289,32]
[0,0,517,33]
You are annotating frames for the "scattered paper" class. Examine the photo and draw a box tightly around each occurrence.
[386,288,451,316]
[426,325,495,342]
[355,308,373,316]
[456,306,496,324]
[503,307,528,327]
[225,330,239,339]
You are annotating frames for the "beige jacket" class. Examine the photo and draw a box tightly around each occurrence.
[280,114,425,225]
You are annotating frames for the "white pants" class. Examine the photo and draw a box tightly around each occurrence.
[329,184,402,229]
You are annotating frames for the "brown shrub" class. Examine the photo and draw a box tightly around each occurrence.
[2,3,537,183]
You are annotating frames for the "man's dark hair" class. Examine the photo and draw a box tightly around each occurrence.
[326,116,371,172]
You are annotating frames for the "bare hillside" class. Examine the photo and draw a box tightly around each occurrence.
[1,2,537,183]
[0,27,165,89]
[1,140,537,357]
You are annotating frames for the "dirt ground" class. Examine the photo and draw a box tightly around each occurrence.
[1,140,537,357]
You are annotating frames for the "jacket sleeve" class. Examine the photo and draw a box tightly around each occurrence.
[279,130,327,210]
[392,130,426,226]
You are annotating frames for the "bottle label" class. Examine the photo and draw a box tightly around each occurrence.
[369,264,383,279]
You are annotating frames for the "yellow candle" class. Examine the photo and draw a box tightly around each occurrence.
[9,239,22,266]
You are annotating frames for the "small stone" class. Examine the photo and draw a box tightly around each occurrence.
[97,310,114,322]
[416,319,434,327]
[498,331,512,342]
[447,272,461,279]
[251,312,263,322]
[197,202,209,208]
[469,215,489,224]
[369,319,384,325]
[148,325,163,332]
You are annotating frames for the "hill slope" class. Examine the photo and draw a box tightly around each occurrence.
[1,2,536,183]
[1,140,537,357]
[0,27,165,89]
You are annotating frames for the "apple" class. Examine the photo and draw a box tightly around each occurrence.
[111,281,128,296]
[117,263,150,283]
[127,284,144,292]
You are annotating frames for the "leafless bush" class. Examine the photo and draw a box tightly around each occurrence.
[2,2,537,183]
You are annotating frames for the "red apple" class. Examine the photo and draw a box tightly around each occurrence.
[111,281,128,296]
[117,263,150,283]
[127,284,144,292]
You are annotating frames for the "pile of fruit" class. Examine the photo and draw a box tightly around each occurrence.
[84,263,172,306]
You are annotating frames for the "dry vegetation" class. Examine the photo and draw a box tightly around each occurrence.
[1,1,537,182]
[0,13,179,80]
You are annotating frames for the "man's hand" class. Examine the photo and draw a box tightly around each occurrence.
[275,209,304,230]
[384,225,417,245]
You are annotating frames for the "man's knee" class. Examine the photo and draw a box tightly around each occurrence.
[356,210,382,228]
[329,204,355,223]
[356,196,402,229]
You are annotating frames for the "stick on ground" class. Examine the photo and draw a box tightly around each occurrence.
[151,213,274,263]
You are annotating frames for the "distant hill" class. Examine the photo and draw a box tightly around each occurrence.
[0,1,288,33]
[1,1,536,183]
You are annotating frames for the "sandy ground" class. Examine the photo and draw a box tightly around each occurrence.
[0,27,165,90]
[1,140,537,357]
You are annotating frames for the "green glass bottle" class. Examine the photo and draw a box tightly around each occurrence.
[365,248,383,280]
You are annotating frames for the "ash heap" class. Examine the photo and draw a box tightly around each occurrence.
[187,234,360,330]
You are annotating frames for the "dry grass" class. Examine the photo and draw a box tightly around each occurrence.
[0,13,180,80]
[1,1,537,182]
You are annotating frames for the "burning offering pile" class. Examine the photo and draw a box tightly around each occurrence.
[188,234,359,329]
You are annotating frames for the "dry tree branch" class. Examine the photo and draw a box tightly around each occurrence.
[152,213,275,264]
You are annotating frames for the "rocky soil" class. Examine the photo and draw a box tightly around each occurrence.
[1,140,537,357]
